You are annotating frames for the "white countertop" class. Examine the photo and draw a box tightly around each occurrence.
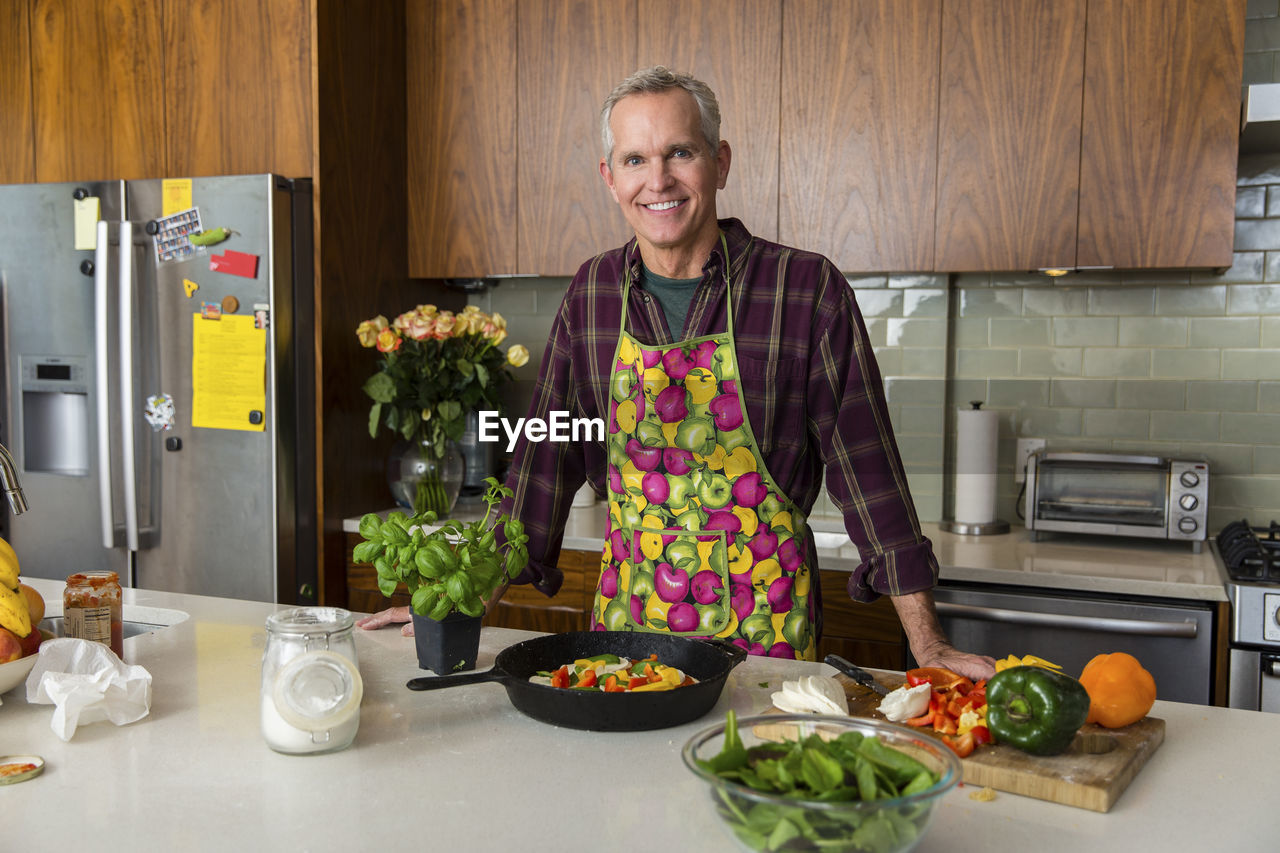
[3,577,1270,851]
[346,501,1229,602]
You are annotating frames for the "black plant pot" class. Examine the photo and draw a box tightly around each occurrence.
[412,611,483,675]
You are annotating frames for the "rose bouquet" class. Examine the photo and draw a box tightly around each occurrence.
[357,304,529,513]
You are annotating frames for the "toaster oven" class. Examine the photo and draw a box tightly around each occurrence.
[1024,452,1209,551]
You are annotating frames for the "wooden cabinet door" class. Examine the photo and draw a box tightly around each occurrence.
[638,0,782,242]
[406,0,517,277]
[779,0,941,272]
[29,0,166,180]
[0,0,34,184]
[934,0,1085,272]
[1077,0,1245,269]
[162,0,313,178]
[517,0,636,276]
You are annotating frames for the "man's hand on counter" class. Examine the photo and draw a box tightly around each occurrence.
[891,589,997,681]
[356,606,414,636]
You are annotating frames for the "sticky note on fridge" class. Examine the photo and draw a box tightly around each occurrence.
[190,313,266,432]
[74,197,100,250]
[162,179,192,216]
[209,249,259,278]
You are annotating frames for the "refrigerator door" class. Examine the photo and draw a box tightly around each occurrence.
[123,175,305,602]
[0,180,130,582]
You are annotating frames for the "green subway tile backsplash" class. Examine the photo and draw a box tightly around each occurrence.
[1186,380,1259,412]
[1051,379,1116,408]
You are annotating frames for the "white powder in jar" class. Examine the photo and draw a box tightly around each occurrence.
[260,694,359,754]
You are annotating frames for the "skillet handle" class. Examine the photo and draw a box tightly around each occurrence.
[696,637,749,667]
[406,668,508,691]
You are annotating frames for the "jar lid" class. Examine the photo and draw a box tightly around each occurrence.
[266,607,354,637]
[271,650,363,733]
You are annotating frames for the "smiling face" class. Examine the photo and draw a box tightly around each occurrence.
[600,89,731,278]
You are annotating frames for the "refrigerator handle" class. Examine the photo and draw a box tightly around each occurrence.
[117,221,140,551]
[94,220,116,550]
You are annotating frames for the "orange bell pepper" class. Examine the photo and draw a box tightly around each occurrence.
[1078,652,1157,728]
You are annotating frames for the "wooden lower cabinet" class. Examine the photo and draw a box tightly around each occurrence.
[347,537,906,666]
[816,570,907,671]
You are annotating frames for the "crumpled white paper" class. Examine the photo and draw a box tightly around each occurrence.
[24,638,153,741]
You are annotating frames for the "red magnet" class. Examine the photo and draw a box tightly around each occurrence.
[209,249,259,278]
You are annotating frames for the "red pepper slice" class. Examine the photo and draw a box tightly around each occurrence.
[577,668,598,689]
[971,725,992,746]
[550,666,570,689]
[904,711,934,727]
[627,675,649,690]
[602,674,625,693]
[941,732,975,759]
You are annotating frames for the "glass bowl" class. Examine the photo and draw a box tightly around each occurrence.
[682,712,961,853]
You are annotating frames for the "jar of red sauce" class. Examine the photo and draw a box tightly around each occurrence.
[64,571,124,658]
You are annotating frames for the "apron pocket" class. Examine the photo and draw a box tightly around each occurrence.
[618,527,731,636]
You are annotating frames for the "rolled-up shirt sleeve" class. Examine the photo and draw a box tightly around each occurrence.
[806,263,939,602]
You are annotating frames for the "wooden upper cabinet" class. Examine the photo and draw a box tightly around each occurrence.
[29,0,165,181]
[406,0,517,278]
[780,0,941,272]
[1077,0,1245,269]
[638,0,782,242]
[162,0,313,178]
[0,0,34,184]
[934,0,1085,272]
[517,0,636,276]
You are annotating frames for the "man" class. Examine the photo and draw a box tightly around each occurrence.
[361,67,994,681]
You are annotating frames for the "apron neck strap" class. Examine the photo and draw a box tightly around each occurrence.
[619,232,734,339]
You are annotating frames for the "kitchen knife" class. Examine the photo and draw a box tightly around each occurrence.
[823,654,889,696]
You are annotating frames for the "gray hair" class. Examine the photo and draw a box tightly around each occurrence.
[600,66,721,167]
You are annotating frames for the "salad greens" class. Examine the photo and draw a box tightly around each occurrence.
[695,711,943,853]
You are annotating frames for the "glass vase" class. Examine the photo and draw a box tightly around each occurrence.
[387,435,465,516]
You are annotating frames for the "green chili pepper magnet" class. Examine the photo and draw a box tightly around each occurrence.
[189,227,232,246]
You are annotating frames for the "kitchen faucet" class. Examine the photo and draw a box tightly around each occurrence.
[0,441,28,515]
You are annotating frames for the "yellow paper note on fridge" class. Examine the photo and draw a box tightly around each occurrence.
[190,313,266,431]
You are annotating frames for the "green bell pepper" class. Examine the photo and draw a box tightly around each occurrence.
[985,665,1090,756]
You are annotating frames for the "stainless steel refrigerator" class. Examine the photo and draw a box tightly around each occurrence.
[0,174,316,604]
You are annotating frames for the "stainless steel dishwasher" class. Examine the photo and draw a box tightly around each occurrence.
[924,584,1216,704]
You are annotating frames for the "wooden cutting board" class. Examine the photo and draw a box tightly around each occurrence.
[835,673,1165,813]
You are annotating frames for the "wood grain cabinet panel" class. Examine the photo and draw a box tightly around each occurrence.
[638,0,782,241]
[0,0,34,184]
[1077,0,1245,269]
[780,0,940,272]
[406,0,517,277]
[29,0,166,181]
[934,0,1085,272]
[816,570,906,670]
[162,0,313,178]
[517,0,636,275]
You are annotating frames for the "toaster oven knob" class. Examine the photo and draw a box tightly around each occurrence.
[1179,494,1199,511]
[1177,517,1199,534]
[1179,470,1200,488]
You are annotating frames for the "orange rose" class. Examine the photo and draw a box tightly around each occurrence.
[375,327,402,352]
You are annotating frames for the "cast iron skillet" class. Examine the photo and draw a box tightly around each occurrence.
[406,631,748,731]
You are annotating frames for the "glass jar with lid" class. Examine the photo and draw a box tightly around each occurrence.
[64,571,123,658]
[260,607,363,755]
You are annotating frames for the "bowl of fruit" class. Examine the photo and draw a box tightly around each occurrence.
[1,538,48,696]
[683,711,961,853]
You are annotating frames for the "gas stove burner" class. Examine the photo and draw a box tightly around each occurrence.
[1217,519,1280,583]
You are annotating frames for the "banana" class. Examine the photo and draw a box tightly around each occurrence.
[0,584,31,637]
[0,535,18,590]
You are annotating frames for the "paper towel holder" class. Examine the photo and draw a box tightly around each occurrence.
[939,401,1010,536]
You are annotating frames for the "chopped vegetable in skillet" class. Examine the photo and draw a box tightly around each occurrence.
[529,653,698,692]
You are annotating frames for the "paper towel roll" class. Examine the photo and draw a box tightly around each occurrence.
[954,406,998,524]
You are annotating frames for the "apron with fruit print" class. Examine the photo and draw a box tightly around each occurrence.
[591,234,817,660]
